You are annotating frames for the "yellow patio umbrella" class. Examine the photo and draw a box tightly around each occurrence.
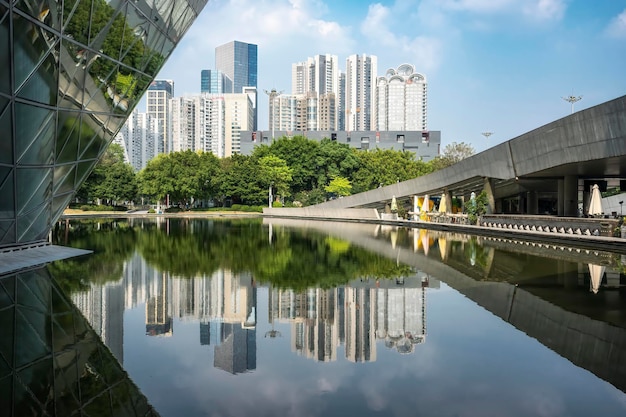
[439,193,448,213]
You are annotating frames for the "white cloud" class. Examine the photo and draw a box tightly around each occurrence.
[159,0,356,96]
[361,3,444,73]
[428,0,566,21]
[522,0,566,21]
[606,9,626,39]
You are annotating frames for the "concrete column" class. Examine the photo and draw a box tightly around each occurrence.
[557,179,565,216]
[413,195,419,220]
[526,191,538,215]
[563,175,577,217]
[483,177,496,214]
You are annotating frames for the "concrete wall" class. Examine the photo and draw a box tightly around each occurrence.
[263,207,380,219]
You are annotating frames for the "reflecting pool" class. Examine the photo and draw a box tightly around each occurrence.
[2,217,626,416]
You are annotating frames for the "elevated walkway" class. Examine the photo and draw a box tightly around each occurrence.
[312,94,626,214]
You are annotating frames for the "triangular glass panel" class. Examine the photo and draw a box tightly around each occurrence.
[0,220,16,246]
[50,193,73,225]
[14,0,62,31]
[57,39,86,104]
[53,351,82,415]
[0,354,11,382]
[78,126,108,161]
[75,160,98,187]
[17,201,51,243]
[15,103,55,166]
[16,38,61,106]
[56,111,82,164]
[0,307,15,367]
[17,271,50,313]
[84,391,114,417]
[14,308,51,368]
[0,166,15,218]
[11,12,58,91]
[88,0,119,47]
[0,104,13,165]
[110,380,144,417]
[0,276,15,308]
[53,164,76,195]
[16,167,52,217]
[62,0,89,45]
[50,284,73,316]
[0,13,9,95]
[15,356,54,415]
[51,317,73,353]
[97,344,124,385]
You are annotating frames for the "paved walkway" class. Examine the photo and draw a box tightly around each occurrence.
[0,244,92,276]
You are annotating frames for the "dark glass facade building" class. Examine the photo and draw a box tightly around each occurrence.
[0,0,208,249]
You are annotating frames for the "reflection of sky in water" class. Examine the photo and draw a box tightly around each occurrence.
[118,283,626,417]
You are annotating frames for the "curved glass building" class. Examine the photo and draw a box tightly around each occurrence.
[0,0,208,249]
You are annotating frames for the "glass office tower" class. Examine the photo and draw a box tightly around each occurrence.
[0,0,208,249]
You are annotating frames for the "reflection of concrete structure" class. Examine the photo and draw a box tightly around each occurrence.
[1,266,159,416]
[0,0,208,252]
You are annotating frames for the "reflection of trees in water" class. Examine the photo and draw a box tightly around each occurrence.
[53,218,414,291]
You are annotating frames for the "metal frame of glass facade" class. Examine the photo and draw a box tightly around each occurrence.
[0,0,207,249]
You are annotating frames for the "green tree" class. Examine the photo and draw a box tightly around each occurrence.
[430,141,475,170]
[325,176,352,197]
[259,155,293,199]
[351,148,432,193]
[214,154,266,205]
[76,143,136,204]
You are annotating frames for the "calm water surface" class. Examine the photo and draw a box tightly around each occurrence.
[3,217,626,416]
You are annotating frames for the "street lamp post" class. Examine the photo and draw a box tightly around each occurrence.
[481,132,493,141]
[562,95,582,114]
[264,88,283,140]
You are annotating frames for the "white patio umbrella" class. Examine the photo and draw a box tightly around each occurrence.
[439,193,449,213]
[391,195,398,212]
[588,184,603,216]
[588,263,605,294]
[422,195,430,212]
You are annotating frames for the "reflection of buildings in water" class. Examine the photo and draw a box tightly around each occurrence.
[71,282,125,363]
[146,271,172,337]
[72,252,257,373]
[269,273,435,362]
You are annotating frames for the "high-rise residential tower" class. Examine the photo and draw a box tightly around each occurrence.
[345,54,378,132]
[291,54,340,130]
[146,79,174,154]
[376,64,427,131]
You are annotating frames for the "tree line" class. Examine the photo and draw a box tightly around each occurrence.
[76,137,475,208]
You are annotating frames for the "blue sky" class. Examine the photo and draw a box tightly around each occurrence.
[155,0,626,153]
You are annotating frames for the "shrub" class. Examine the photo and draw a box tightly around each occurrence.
[148,208,156,214]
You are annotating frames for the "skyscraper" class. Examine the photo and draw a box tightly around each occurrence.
[216,41,258,129]
[215,41,258,94]
[345,54,378,132]
[291,54,341,130]
[376,64,427,131]
[200,69,233,94]
[0,0,208,250]
[146,79,174,154]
